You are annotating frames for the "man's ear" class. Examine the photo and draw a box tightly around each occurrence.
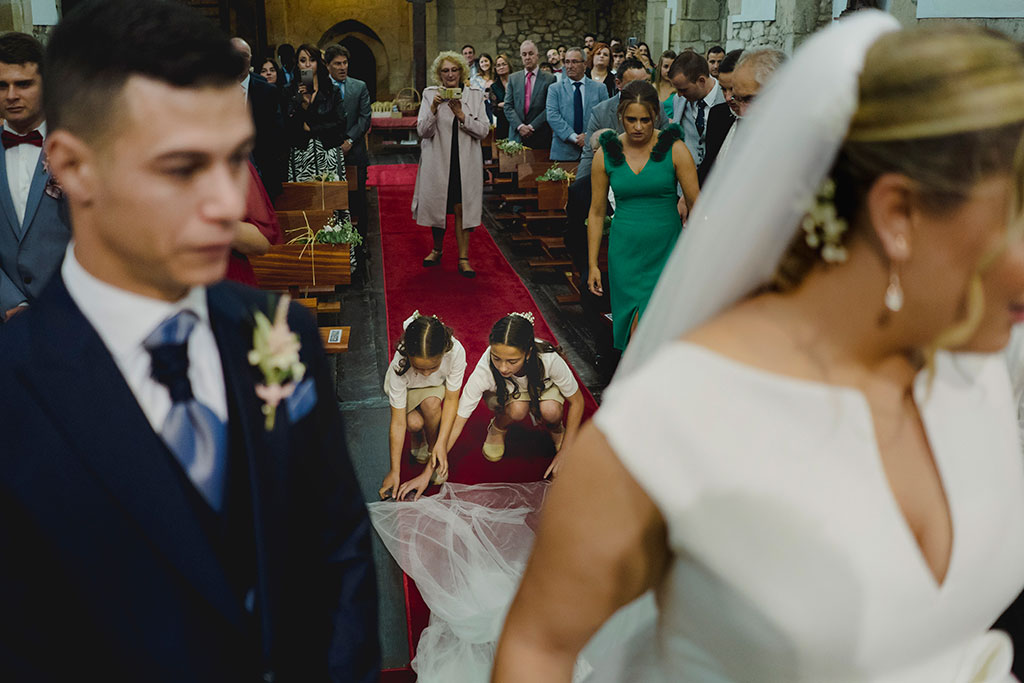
[865,172,914,265]
[44,130,97,207]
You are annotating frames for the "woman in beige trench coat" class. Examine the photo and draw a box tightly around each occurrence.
[412,51,491,277]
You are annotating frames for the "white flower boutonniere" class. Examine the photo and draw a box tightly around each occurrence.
[248,295,306,430]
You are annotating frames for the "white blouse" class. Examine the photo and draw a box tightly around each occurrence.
[383,338,467,410]
[457,345,579,419]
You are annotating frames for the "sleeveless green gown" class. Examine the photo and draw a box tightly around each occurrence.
[600,125,684,350]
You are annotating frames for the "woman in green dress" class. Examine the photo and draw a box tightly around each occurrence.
[587,80,700,349]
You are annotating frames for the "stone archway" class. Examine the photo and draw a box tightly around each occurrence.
[319,19,390,100]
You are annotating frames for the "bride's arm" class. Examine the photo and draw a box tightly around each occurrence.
[492,422,669,682]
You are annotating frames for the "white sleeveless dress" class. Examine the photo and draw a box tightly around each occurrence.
[593,342,1024,682]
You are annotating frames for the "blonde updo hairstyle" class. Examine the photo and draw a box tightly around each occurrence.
[774,24,1024,351]
[430,51,469,87]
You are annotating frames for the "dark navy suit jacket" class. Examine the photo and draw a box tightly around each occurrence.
[0,277,379,682]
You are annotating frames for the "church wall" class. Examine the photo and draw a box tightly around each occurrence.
[888,0,1024,40]
[263,0,413,100]
[494,0,596,60]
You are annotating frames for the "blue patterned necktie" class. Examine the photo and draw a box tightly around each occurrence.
[144,310,227,511]
[573,81,584,134]
[696,100,707,136]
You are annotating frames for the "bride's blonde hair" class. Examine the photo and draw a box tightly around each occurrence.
[775,24,1024,350]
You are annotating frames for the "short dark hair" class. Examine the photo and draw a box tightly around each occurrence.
[616,57,647,76]
[557,45,567,51]
[719,49,744,75]
[584,33,596,40]
[609,37,622,45]
[461,44,475,52]
[706,45,726,57]
[0,32,45,77]
[277,43,295,68]
[45,0,243,139]
[668,51,710,81]
[324,44,350,64]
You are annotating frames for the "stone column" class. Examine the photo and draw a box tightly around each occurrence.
[0,0,34,33]
[669,0,725,54]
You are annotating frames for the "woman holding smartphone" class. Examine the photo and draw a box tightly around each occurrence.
[283,43,347,182]
[413,51,490,277]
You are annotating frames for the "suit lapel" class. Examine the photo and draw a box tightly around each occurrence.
[0,151,21,238]
[207,284,289,656]
[529,70,545,114]
[18,152,47,239]
[22,277,245,625]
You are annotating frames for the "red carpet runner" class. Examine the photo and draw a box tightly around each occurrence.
[374,165,598,671]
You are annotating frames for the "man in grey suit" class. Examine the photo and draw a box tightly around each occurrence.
[564,58,666,379]
[667,51,725,168]
[504,40,556,149]
[0,32,70,321]
[545,47,608,162]
[326,44,372,238]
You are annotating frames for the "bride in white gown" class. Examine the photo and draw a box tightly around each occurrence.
[371,12,1024,683]
[492,12,1024,683]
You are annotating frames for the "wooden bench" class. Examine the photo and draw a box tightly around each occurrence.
[274,181,349,211]
[249,243,351,291]
[319,326,350,354]
[295,297,342,315]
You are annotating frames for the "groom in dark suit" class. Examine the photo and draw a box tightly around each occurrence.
[0,1,378,681]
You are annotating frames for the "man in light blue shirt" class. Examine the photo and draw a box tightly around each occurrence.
[545,47,608,161]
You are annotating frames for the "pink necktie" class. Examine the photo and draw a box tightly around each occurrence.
[524,71,534,114]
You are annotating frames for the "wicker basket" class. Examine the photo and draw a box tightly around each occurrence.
[394,87,421,117]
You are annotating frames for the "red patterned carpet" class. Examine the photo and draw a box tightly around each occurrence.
[374,167,598,670]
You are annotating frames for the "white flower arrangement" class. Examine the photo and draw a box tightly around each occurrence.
[800,178,849,264]
[509,311,536,325]
[249,295,306,430]
[287,214,363,247]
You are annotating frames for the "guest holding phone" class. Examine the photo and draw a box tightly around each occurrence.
[283,43,347,181]
[413,51,489,277]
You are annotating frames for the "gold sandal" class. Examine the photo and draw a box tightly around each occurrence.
[482,418,507,462]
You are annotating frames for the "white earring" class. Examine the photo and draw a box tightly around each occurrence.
[884,265,903,312]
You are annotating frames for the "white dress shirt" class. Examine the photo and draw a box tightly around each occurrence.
[4,120,45,226]
[674,78,721,165]
[240,73,250,102]
[61,244,229,434]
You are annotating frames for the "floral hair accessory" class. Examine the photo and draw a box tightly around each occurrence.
[509,311,536,325]
[800,178,849,264]
[249,295,306,430]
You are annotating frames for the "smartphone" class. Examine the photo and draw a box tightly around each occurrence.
[628,37,638,48]
[300,68,314,89]
[439,86,462,100]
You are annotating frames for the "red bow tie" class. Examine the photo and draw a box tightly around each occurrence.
[2,130,43,149]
